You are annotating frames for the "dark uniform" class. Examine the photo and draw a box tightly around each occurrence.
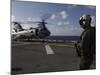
[79,27,95,70]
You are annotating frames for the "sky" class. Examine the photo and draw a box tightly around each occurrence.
[12,0,96,36]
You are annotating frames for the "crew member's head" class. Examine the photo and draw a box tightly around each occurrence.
[79,14,92,29]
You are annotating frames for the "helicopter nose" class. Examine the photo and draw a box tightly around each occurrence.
[30,31,33,33]
[38,29,50,39]
[29,30,36,35]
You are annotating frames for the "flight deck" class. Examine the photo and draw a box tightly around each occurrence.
[11,41,95,74]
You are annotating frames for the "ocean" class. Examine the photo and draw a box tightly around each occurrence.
[45,36,80,41]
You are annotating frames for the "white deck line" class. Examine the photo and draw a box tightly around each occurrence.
[45,44,54,55]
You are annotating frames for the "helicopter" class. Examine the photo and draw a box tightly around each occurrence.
[11,19,51,41]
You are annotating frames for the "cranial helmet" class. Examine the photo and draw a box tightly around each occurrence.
[79,14,91,28]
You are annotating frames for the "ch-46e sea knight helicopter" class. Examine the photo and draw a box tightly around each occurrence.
[11,19,51,41]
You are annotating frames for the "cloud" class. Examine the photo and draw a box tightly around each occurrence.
[47,22,82,36]
[60,11,68,19]
[27,17,41,22]
[57,22,63,26]
[57,21,70,26]
[49,25,82,36]
[50,10,68,20]
[64,21,69,25]
[27,17,33,21]
[12,16,16,21]
[50,14,56,20]
[11,16,16,31]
